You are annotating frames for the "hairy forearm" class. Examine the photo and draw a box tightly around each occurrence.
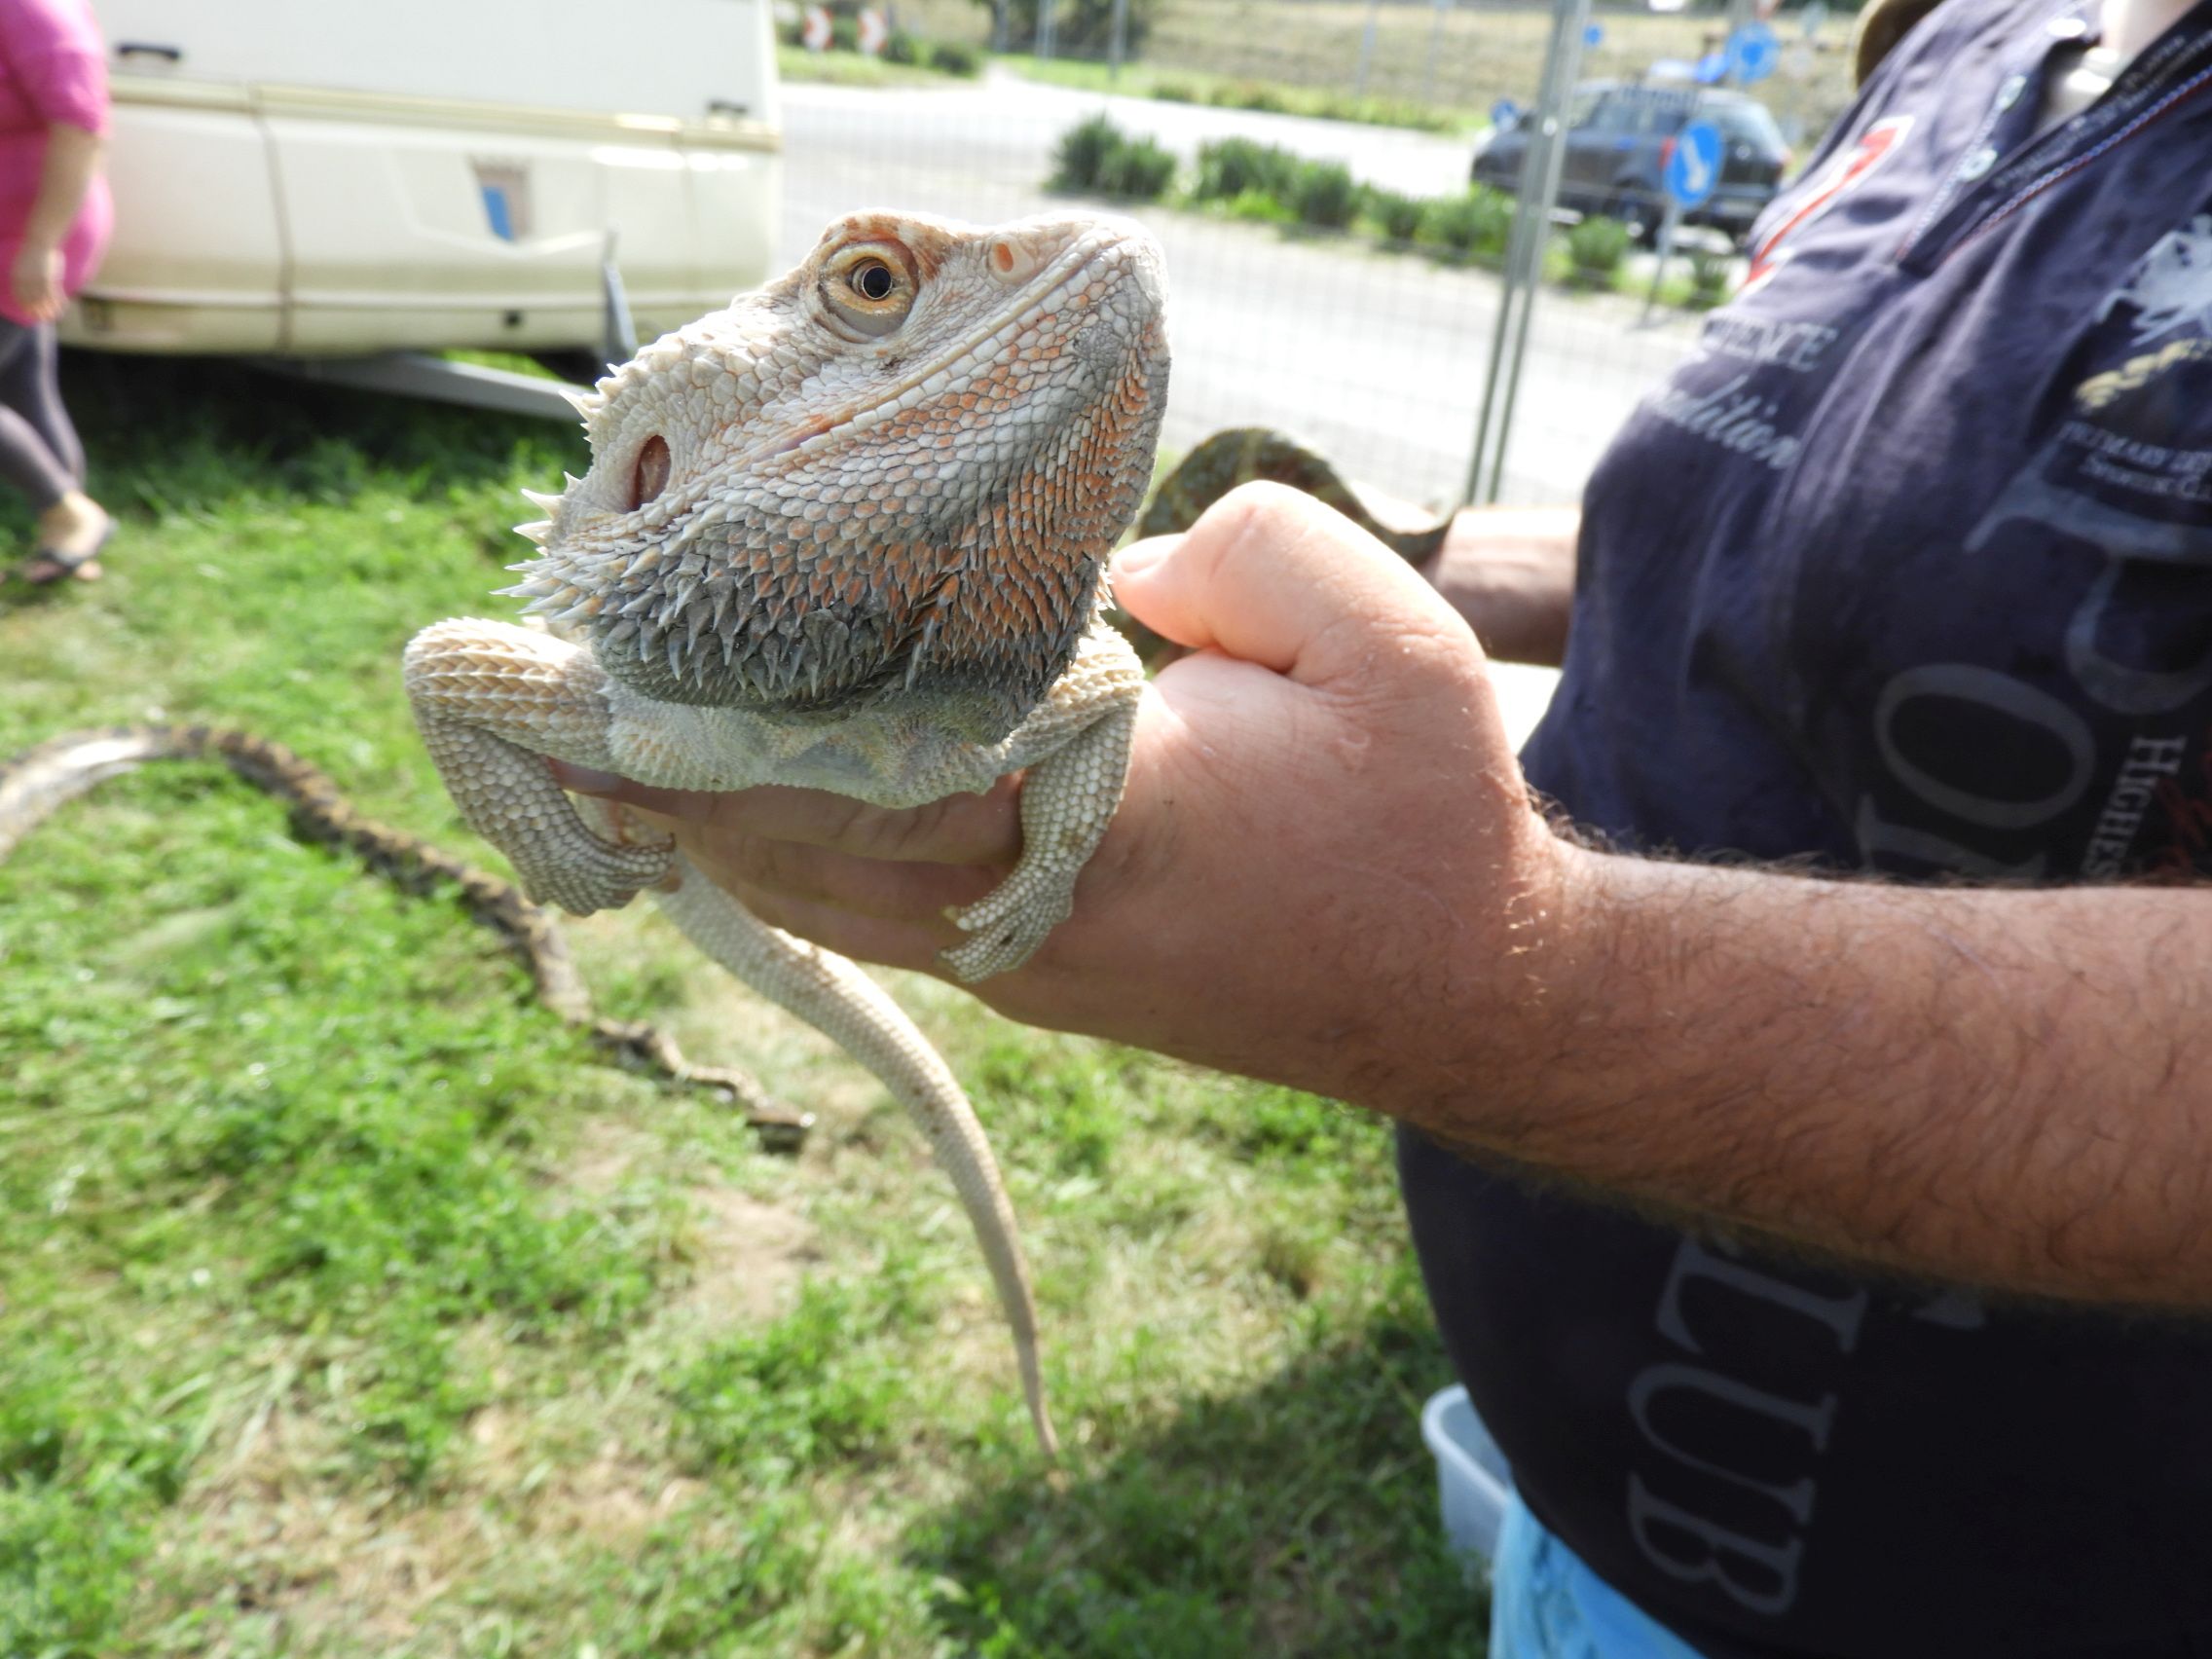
[1411,845,2212,1306]
[1420,504,1579,666]
[23,123,99,249]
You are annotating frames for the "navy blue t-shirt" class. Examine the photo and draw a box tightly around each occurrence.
[1400,1,2212,1653]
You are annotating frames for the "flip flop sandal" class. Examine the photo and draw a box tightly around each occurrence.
[21,522,112,585]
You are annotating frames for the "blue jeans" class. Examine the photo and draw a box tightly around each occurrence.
[1489,1493,1713,1659]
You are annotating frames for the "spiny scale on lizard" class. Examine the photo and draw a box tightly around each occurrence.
[405,209,1171,1456]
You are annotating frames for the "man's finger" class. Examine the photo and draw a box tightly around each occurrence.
[665,821,1000,923]
[722,880,960,977]
[545,762,1024,866]
[1111,481,1471,683]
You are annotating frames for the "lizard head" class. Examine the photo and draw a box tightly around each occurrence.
[503,209,1170,737]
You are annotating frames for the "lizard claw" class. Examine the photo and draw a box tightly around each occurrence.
[941,889,1071,981]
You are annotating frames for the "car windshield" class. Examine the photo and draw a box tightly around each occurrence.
[1621,92,1695,136]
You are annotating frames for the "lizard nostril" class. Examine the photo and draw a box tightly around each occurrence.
[629,435,671,511]
[987,240,1040,283]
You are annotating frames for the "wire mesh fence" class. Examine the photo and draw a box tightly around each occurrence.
[782,0,1857,508]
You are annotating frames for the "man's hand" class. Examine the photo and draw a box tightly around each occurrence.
[554,481,1570,1100]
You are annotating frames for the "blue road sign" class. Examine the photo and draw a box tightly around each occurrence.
[1726,19,1779,83]
[481,184,516,241]
[1665,119,1724,209]
[1491,97,1521,130]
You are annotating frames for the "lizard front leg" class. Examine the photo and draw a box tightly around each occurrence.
[404,618,677,915]
[943,622,1146,981]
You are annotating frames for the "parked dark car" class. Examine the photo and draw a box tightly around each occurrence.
[1470,80,1791,245]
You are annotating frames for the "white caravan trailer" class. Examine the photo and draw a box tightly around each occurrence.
[61,0,781,388]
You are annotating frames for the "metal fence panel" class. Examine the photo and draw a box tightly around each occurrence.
[779,0,1856,509]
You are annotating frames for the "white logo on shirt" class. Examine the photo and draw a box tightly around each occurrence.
[2102,214,2212,346]
[1742,116,1914,296]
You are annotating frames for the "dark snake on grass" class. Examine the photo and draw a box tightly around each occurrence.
[0,722,815,1145]
[0,432,1427,1139]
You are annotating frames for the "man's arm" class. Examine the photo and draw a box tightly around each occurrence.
[13,122,100,323]
[1419,504,1578,667]
[1493,848,2211,1307]
[558,485,2212,1308]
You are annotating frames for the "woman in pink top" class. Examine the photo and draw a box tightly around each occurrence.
[0,0,110,585]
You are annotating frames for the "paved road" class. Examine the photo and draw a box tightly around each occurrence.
[777,73,1701,509]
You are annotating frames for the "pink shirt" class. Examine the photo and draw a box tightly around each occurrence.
[0,0,110,326]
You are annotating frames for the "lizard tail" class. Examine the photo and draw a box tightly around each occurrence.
[649,859,1057,1457]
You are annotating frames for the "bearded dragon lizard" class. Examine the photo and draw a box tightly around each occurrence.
[403,210,1170,1455]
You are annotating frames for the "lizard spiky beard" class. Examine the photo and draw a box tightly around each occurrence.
[504,211,1170,741]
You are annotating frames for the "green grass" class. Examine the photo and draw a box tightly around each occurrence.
[0,354,1484,1653]
[1006,53,1470,132]
[775,43,965,86]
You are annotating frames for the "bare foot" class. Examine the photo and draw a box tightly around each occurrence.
[21,492,111,584]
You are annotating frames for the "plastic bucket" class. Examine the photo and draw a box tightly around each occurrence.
[1420,1382,1514,1563]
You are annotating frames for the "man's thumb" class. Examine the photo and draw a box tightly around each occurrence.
[1110,481,1463,682]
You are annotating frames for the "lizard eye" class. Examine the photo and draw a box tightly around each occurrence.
[821,240,917,338]
[851,259,895,301]
[629,434,671,511]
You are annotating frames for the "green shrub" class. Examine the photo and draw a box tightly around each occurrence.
[1049,116,1175,200]
[928,38,982,74]
[1151,77,1198,102]
[830,13,859,50]
[1225,187,1297,225]
[1291,161,1359,230]
[1421,186,1516,260]
[1192,135,1302,203]
[1096,132,1178,200]
[1363,187,1427,243]
[1050,113,1124,193]
[1567,214,1635,285]
[882,28,921,62]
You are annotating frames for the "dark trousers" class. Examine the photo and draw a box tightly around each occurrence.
[0,319,82,511]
